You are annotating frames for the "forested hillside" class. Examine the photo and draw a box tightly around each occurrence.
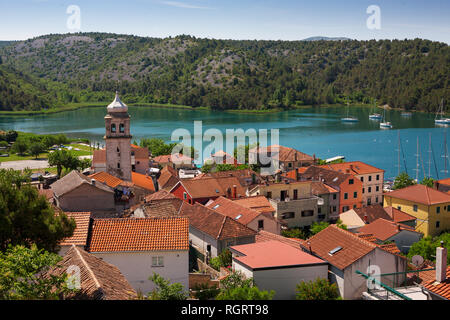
[0,33,448,112]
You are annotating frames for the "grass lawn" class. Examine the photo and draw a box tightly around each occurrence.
[0,143,93,162]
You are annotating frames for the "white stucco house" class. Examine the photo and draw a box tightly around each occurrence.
[230,240,328,300]
[299,225,408,300]
[86,217,190,296]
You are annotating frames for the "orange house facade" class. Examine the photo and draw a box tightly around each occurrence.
[336,175,364,213]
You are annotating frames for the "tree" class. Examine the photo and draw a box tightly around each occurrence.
[393,172,416,190]
[216,286,275,300]
[420,177,435,188]
[77,158,92,171]
[311,221,330,235]
[407,233,450,264]
[216,270,274,300]
[47,149,79,178]
[0,244,74,300]
[311,219,347,235]
[0,169,75,252]
[296,278,341,300]
[29,142,45,159]
[148,273,188,300]
[12,137,29,155]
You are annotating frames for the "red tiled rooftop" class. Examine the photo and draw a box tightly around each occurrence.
[383,206,416,223]
[179,203,256,240]
[87,217,189,252]
[89,171,124,188]
[318,161,384,175]
[60,212,92,246]
[299,225,381,270]
[132,172,155,191]
[231,240,326,270]
[358,218,417,241]
[206,196,263,225]
[232,196,275,214]
[422,266,450,299]
[384,184,450,205]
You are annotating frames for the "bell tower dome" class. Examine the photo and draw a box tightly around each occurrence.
[104,92,132,181]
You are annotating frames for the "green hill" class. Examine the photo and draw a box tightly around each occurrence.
[0,33,449,112]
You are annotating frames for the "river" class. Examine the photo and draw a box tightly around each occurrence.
[0,105,448,180]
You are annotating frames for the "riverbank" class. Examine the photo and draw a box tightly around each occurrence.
[0,100,443,116]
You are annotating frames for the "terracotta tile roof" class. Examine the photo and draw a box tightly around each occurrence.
[158,165,180,190]
[318,161,384,175]
[386,184,450,205]
[383,206,416,223]
[378,243,402,255]
[231,241,326,270]
[51,170,114,197]
[206,196,264,225]
[131,172,155,191]
[38,188,54,200]
[179,203,257,240]
[436,178,450,186]
[310,181,338,195]
[49,245,137,300]
[144,189,176,201]
[250,145,314,162]
[141,198,184,218]
[358,218,419,241]
[176,176,246,199]
[131,145,149,160]
[232,196,275,214]
[153,153,192,164]
[89,171,124,188]
[87,217,189,252]
[60,212,92,246]
[301,166,354,189]
[356,233,378,243]
[422,266,450,299]
[353,205,393,223]
[194,169,261,186]
[256,230,303,248]
[92,150,106,165]
[299,225,381,270]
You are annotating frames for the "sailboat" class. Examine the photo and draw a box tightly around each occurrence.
[341,99,359,123]
[380,105,393,129]
[435,98,450,125]
[369,99,382,120]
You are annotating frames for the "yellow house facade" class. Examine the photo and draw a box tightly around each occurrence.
[383,185,450,237]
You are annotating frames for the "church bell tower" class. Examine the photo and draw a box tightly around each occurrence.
[104,92,132,181]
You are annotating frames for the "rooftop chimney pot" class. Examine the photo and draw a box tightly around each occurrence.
[436,244,448,283]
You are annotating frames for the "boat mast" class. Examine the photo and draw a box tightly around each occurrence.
[428,133,432,177]
[442,127,449,177]
[397,131,401,176]
[414,136,420,182]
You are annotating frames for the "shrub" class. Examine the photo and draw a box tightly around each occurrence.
[296,278,341,300]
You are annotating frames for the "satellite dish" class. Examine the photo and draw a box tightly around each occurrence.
[412,255,424,267]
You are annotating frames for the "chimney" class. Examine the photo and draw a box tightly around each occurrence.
[436,241,448,283]
[295,169,299,181]
[227,187,232,198]
[91,179,96,186]
[232,185,237,199]
[350,164,354,172]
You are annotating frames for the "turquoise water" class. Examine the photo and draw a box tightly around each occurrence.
[0,105,448,180]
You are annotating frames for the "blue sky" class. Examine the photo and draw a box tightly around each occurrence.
[0,0,449,43]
